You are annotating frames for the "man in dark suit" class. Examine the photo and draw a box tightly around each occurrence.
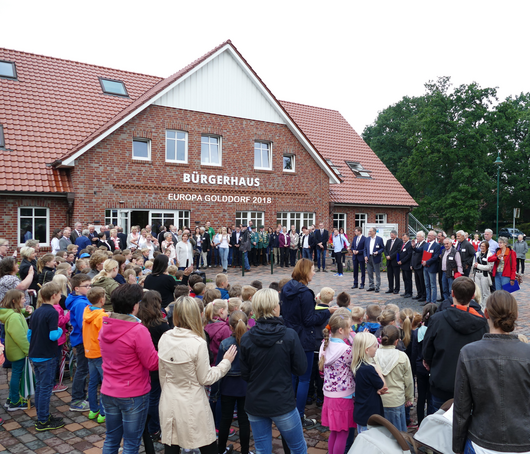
[364,227,385,293]
[350,227,366,289]
[157,226,167,246]
[299,226,314,260]
[385,230,403,294]
[455,230,474,277]
[423,230,441,305]
[314,222,329,272]
[437,231,446,301]
[70,222,83,244]
[230,226,242,267]
[117,226,128,250]
[411,231,427,301]
[398,233,413,298]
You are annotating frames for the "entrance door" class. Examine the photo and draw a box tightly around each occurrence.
[131,211,149,230]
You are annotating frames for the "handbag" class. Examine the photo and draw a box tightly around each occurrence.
[340,235,348,254]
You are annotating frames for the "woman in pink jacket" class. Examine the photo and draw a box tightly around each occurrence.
[99,284,158,454]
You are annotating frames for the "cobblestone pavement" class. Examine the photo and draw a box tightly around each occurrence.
[0,257,527,453]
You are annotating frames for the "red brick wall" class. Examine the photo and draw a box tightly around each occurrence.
[70,105,331,230]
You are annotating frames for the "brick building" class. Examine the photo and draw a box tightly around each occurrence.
[0,40,416,250]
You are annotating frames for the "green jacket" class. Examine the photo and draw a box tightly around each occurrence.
[0,307,30,362]
[258,231,269,249]
[251,232,260,249]
[92,277,119,311]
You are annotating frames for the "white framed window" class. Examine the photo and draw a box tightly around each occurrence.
[201,135,222,166]
[105,209,119,227]
[375,213,387,224]
[150,210,190,232]
[18,207,49,246]
[236,211,264,228]
[276,212,315,232]
[166,130,188,163]
[283,154,295,172]
[333,213,346,231]
[254,141,272,170]
[133,139,151,161]
[355,213,367,230]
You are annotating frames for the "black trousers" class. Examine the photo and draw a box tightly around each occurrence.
[416,373,431,425]
[517,258,525,274]
[165,441,217,454]
[308,352,324,399]
[250,248,258,266]
[414,266,426,298]
[334,252,343,274]
[219,395,250,454]
[402,268,413,295]
[232,248,241,267]
[281,247,290,267]
[438,269,444,300]
[289,249,297,266]
[353,257,365,285]
[387,264,400,292]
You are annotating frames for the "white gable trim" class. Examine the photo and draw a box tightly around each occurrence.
[60,44,341,183]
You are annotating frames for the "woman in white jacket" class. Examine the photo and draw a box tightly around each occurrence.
[472,241,494,311]
[158,297,236,454]
[175,232,194,270]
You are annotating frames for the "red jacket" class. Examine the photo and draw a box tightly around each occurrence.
[488,248,516,280]
[279,232,291,248]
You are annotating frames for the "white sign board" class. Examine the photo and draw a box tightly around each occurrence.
[364,223,399,245]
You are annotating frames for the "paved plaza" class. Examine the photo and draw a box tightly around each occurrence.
[0,259,528,453]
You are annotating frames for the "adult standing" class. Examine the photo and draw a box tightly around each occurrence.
[289,226,299,267]
[230,226,241,268]
[279,227,290,268]
[489,236,517,291]
[364,227,385,293]
[70,222,83,244]
[175,233,194,271]
[0,257,33,304]
[59,228,72,252]
[250,227,259,267]
[436,231,446,302]
[87,225,98,245]
[422,230,441,306]
[384,230,403,295]
[472,241,494,311]
[440,238,463,301]
[471,233,481,252]
[75,229,92,254]
[127,226,140,252]
[331,228,348,277]
[144,255,180,309]
[514,234,528,275]
[161,233,176,265]
[270,227,280,266]
[157,226,167,247]
[350,227,366,289]
[453,290,530,454]
[109,229,122,252]
[455,230,474,277]
[411,231,426,302]
[206,221,216,267]
[218,227,230,273]
[18,247,39,295]
[299,226,314,261]
[50,229,62,256]
[483,228,499,252]
[280,259,337,428]
[314,222,329,272]
[96,232,112,251]
[240,225,251,272]
[199,227,211,270]
[258,225,268,266]
[240,289,308,454]
[398,233,413,298]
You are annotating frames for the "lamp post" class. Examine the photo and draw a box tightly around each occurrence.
[494,151,503,238]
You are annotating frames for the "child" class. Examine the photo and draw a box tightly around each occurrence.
[268,282,279,292]
[351,307,366,332]
[123,269,137,284]
[37,254,56,286]
[83,287,109,424]
[364,304,382,334]
[319,312,356,454]
[250,280,262,290]
[167,265,179,281]
[385,304,400,316]
[51,276,70,393]
[192,282,206,300]
[352,332,387,433]
[216,311,251,454]
[241,301,255,328]
[204,299,231,363]
[228,284,242,298]
[0,290,32,410]
[374,325,413,432]
[91,259,119,311]
[28,282,65,431]
[228,297,242,314]
[143,260,153,275]
[241,285,257,304]
[336,292,351,310]
[166,286,191,328]
[215,274,230,299]
[203,288,222,306]
[65,274,92,412]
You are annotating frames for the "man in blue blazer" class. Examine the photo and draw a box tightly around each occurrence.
[364,227,385,293]
[350,227,366,289]
[398,233,413,298]
[423,230,441,305]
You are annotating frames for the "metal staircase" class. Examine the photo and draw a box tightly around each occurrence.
[408,213,429,237]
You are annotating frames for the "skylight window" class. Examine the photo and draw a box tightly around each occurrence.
[0,125,5,148]
[346,161,372,179]
[99,78,128,97]
[325,159,343,177]
[0,61,17,79]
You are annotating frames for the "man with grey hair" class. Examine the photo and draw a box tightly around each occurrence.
[483,229,499,252]
[70,222,83,244]
[411,231,427,301]
[364,227,385,293]
[75,228,91,253]
[455,230,474,277]
[59,227,72,252]
[385,229,403,294]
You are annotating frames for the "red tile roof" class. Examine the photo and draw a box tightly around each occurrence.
[280,101,418,207]
[0,48,162,192]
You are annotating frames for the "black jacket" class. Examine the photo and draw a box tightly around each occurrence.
[240,317,306,417]
[384,237,403,267]
[118,232,128,250]
[399,240,412,270]
[422,306,488,401]
[313,303,330,351]
[200,232,211,252]
[453,334,530,453]
[456,239,474,270]
[19,258,39,291]
[314,229,329,249]
[411,240,426,270]
[280,280,330,351]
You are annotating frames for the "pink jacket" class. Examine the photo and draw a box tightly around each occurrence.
[54,305,70,346]
[99,314,159,398]
[319,338,355,398]
[204,318,231,365]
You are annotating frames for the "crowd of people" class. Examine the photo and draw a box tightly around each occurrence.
[0,221,529,454]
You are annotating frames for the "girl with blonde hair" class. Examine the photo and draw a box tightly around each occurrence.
[158,296,236,454]
[91,259,119,310]
[50,274,70,393]
[218,227,230,273]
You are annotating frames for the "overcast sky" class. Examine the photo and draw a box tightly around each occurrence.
[3,0,528,133]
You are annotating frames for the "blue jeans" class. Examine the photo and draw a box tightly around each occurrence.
[88,357,105,415]
[357,425,368,433]
[442,274,454,300]
[424,269,437,303]
[317,248,326,270]
[32,357,57,423]
[292,350,314,418]
[464,439,476,454]
[383,404,406,432]
[495,274,510,291]
[228,247,233,266]
[248,408,306,454]
[101,392,149,454]
[72,343,89,402]
[219,247,229,270]
[302,248,312,260]
[429,393,447,415]
[243,252,250,271]
[9,358,25,403]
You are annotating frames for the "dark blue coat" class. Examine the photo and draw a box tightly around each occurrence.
[280,280,330,351]
[351,235,366,262]
[363,236,385,264]
[399,240,413,270]
[423,241,441,273]
[75,235,92,254]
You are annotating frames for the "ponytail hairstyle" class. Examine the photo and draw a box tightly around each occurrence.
[351,332,378,376]
[37,254,55,273]
[229,310,248,345]
[399,308,414,347]
[377,309,396,327]
[92,259,118,284]
[380,325,400,346]
[422,303,438,327]
[319,309,352,371]
[52,274,69,297]
[204,299,228,323]
[0,289,25,313]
